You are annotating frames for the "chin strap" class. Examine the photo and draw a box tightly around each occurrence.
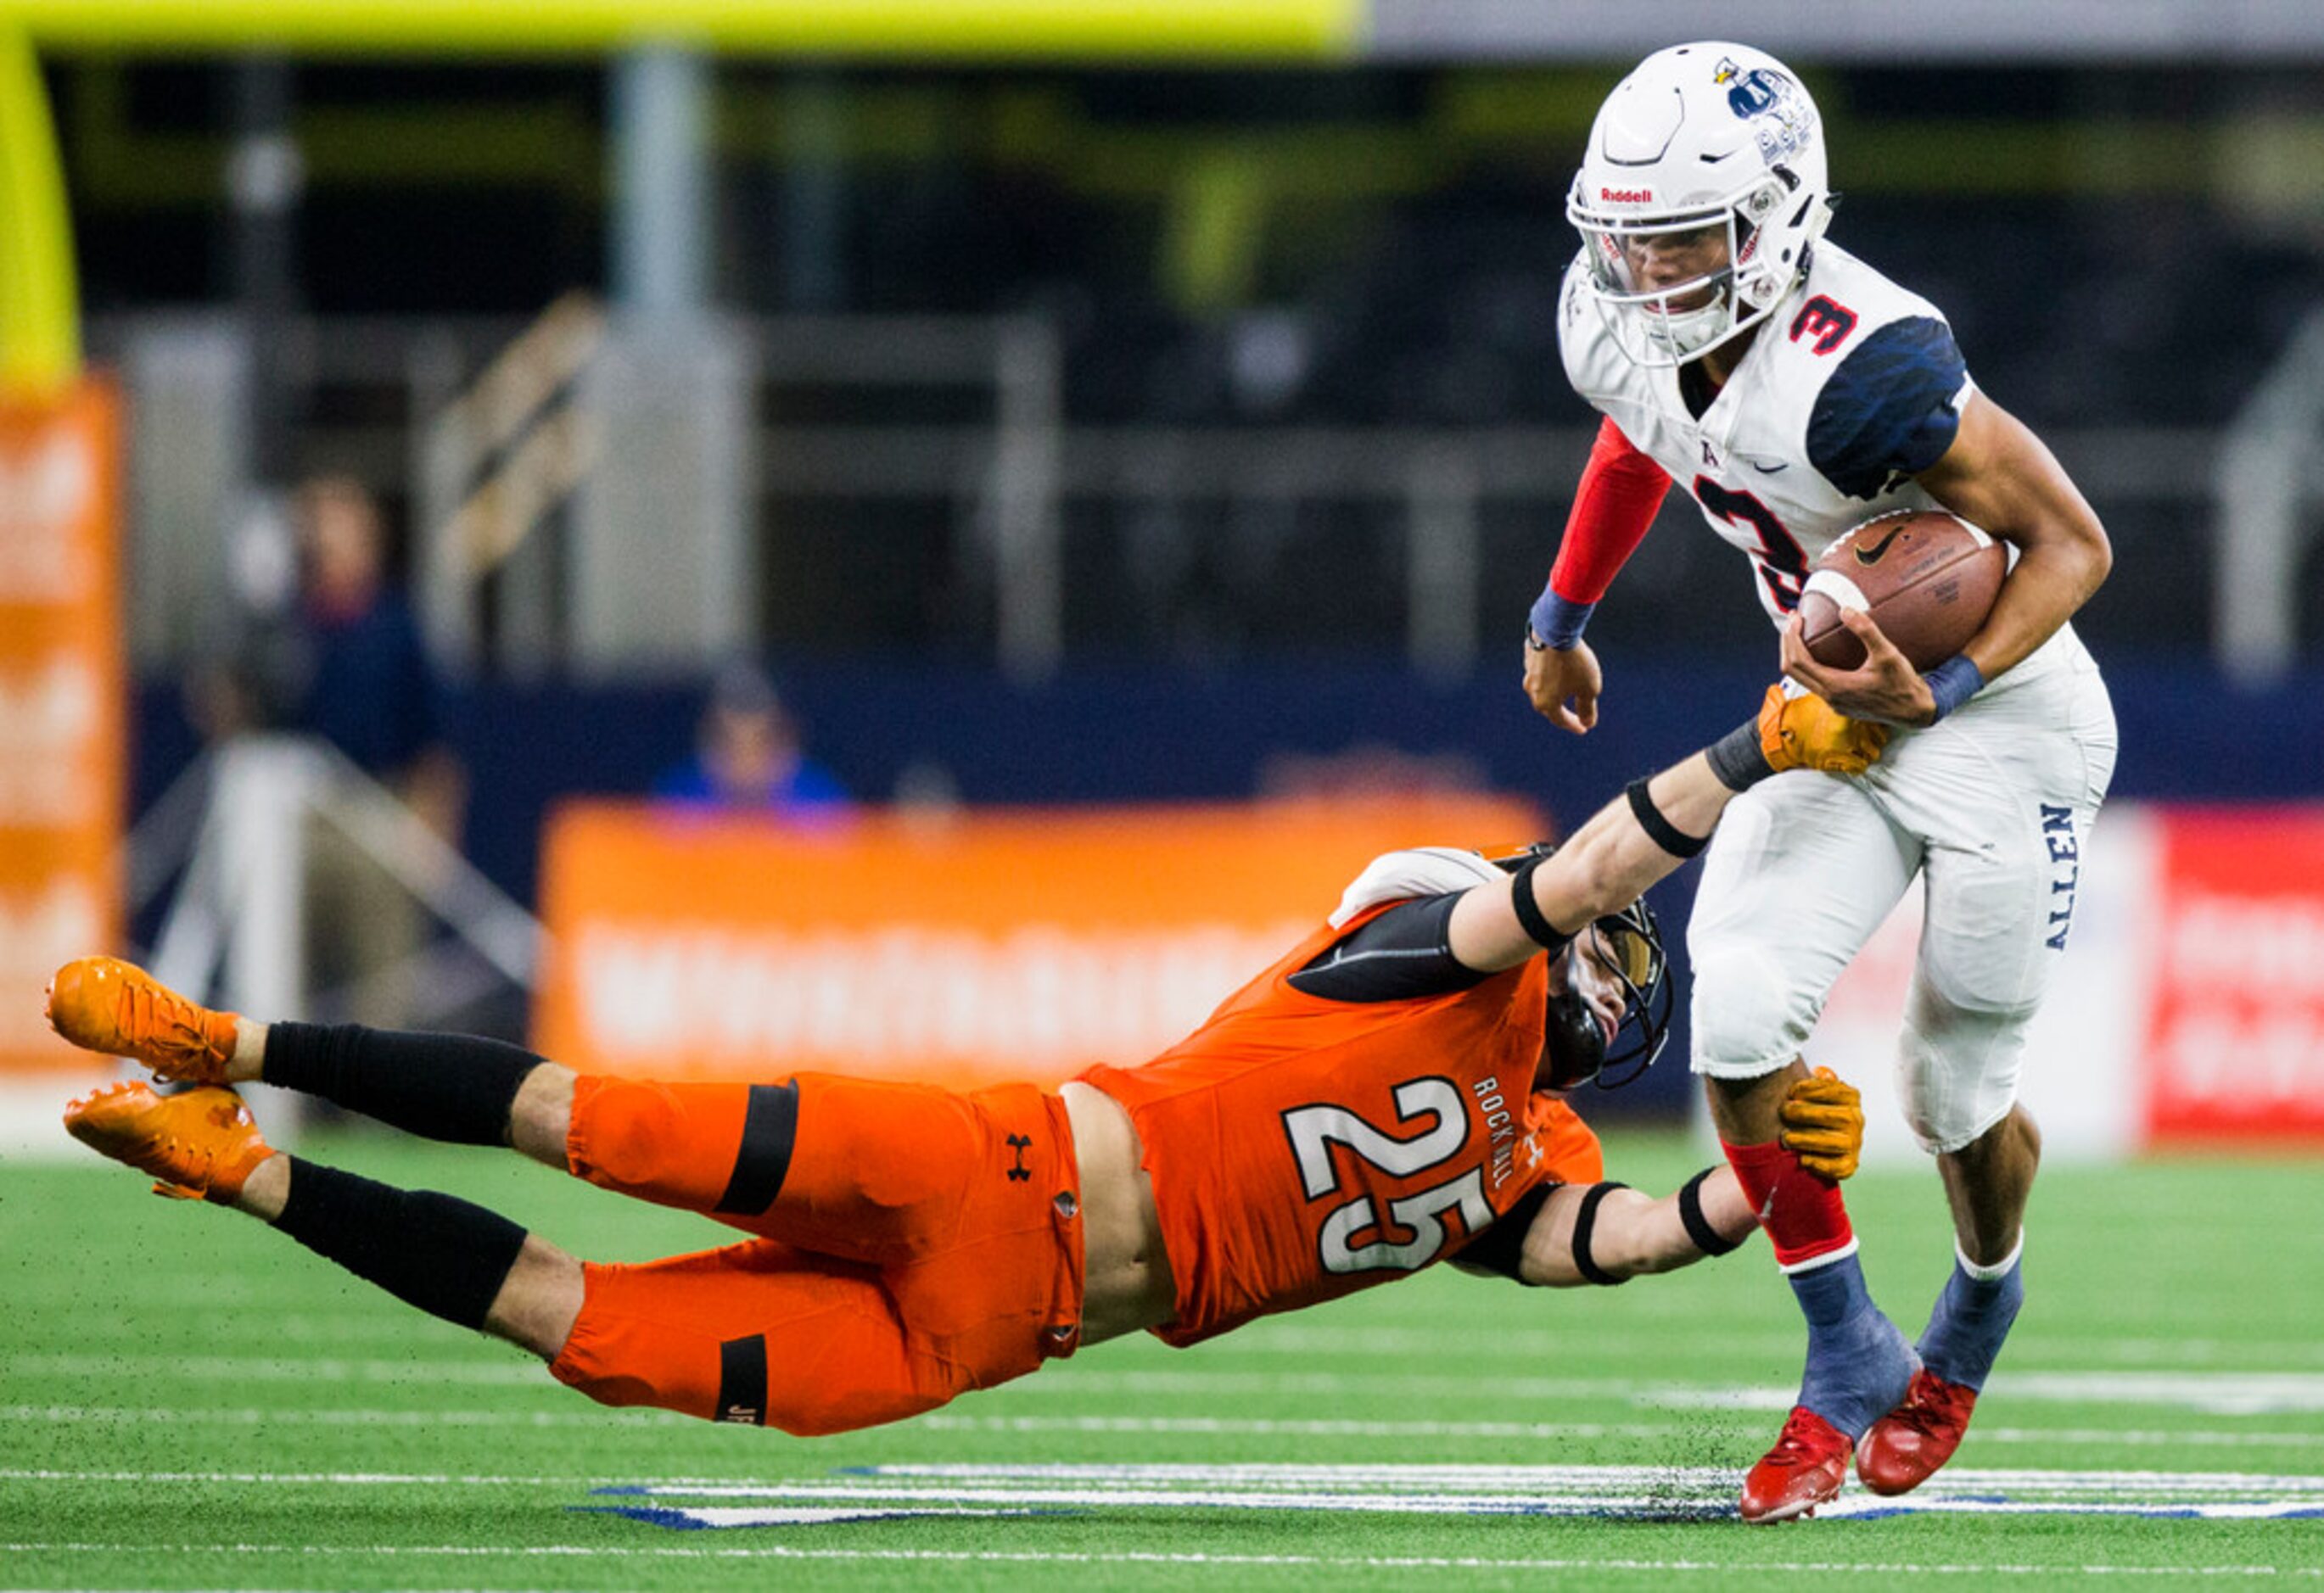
[1650,286,1735,361]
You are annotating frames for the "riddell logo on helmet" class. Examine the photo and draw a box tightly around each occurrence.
[1599,187,1655,204]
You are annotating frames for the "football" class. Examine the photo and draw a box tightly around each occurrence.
[1798,510,2007,672]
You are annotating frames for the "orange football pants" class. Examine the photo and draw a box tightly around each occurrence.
[546,1074,1085,1435]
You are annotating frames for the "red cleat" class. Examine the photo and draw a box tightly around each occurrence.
[1856,1368,1978,1496]
[1740,1405,1852,1523]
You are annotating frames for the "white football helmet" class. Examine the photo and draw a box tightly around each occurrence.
[1567,42,1836,368]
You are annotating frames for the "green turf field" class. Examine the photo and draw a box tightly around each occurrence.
[6,1124,2321,1590]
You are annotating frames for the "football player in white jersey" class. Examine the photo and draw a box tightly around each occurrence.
[1523,43,2119,1523]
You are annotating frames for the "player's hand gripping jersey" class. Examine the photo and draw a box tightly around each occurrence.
[1081,857,1604,1348]
[1556,243,2086,690]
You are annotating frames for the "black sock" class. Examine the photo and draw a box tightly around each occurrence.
[272,1159,529,1333]
[262,1022,542,1146]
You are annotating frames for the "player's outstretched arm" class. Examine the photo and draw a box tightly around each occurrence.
[1445,689,1887,973]
[1458,1070,1865,1288]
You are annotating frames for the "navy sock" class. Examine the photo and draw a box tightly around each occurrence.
[1789,1249,1872,1328]
[263,1022,541,1146]
[272,1159,529,1333]
[1918,1253,2024,1392]
[1790,1253,1919,1437]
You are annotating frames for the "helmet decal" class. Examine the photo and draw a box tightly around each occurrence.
[1717,57,1817,165]
[1720,61,1778,113]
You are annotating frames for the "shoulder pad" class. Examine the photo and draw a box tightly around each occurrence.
[1806,316,1971,500]
[1328,847,1503,929]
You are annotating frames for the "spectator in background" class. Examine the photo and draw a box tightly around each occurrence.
[187,476,467,1027]
[653,662,850,825]
[288,475,465,1029]
[291,476,466,841]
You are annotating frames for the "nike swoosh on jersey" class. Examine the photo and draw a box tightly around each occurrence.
[1855,524,1907,564]
[1746,459,1789,473]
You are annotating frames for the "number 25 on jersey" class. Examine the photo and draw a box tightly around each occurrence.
[1283,1078,1492,1275]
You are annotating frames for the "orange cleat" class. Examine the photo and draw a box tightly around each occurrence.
[62,1080,272,1204]
[46,957,241,1085]
[1857,1369,1979,1496]
[1739,1405,1853,1523]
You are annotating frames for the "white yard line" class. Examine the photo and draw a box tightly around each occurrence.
[0,1402,680,1428]
[914,1413,2324,1449]
[5,1542,2321,1576]
[16,1353,2324,1411]
[3,1353,546,1386]
[593,1471,2324,1517]
[10,1402,2324,1450]
[0,1467,601,1488]
[848,1462,2324,1492]
[13,1461,2322,1522]
[1224,1325,2324,1369]
[10,1462,2323,1490]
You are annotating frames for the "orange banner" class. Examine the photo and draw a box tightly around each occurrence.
[0,381,122,1071]
[535,795,1542,1087]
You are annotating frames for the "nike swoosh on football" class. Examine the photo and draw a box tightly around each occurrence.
[1854,524,1907,564]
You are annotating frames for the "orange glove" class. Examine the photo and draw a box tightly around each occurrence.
[1779,1065,1865,1181]
[1759,685,1889,778]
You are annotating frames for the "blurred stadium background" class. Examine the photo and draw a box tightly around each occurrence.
[7,3,2324,1585]
[2,1,2321,1126]
[5,0,2323,1146]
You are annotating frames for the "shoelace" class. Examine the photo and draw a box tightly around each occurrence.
[158,1101,260,1197]
[119,979,226,1065]
[109,1090,233,1170]
[1888,1378,1969,1439]
[122,980,191,1042]
[1770,1409,1838,1461]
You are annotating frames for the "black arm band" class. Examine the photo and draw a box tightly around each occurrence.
[1507,854,1574,953]
[1677,1166,1744,1257]
[1625,777,1709,860]
[1706,717,1778,792]
[1449,1183,1553,1282]
[1571,1180,1632,1287]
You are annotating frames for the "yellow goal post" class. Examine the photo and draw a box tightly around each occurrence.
[0,1,1358,60]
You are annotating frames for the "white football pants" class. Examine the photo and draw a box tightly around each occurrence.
[1688,631,2118,1154]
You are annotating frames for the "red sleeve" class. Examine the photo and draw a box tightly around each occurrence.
[1548,416,1672,604]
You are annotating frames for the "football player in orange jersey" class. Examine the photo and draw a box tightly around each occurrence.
[53,680,1881,1439]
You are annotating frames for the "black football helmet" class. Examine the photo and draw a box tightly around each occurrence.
[1492,842,1674,1090]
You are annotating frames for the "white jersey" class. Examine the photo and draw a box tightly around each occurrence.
[1556,238,2115,1146]
[1559,240,2076,690]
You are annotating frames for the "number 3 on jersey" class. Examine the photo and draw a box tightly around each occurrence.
[1692,476,1809,612]
[1283,1077,1492,1275]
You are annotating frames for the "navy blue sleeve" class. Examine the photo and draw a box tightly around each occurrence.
[1806,316,1969,500]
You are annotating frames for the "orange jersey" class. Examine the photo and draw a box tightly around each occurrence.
[1079,903,1603,1348]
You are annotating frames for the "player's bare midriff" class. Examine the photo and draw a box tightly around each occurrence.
[1059,1080,1176,1343]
